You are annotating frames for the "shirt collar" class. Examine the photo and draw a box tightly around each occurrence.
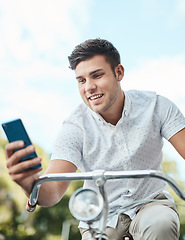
[89,107,104,123]
[123,91,131,117]
[89,91,132,123]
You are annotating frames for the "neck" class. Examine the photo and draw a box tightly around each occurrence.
[101,91,125,125]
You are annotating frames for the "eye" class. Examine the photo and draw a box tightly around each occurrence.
[93,73,104,79]
[78,78,86,84]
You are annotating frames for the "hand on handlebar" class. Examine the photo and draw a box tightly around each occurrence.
[5,141,42,195]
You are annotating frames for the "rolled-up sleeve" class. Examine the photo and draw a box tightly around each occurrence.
[158,96,185,140]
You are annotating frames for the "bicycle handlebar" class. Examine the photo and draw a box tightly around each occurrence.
[26,169,185,212]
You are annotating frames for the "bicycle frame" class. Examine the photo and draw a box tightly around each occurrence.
[26,170,185,240]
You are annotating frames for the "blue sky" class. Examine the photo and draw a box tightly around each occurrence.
[0,0,185,177]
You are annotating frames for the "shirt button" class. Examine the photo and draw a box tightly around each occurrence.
[125,190,130,195]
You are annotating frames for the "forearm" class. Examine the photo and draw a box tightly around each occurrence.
[35,180,71,207]
[20,173,64,207]
[33,159,77,207]
[169,128,185,160]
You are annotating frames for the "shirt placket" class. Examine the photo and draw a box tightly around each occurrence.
[115,124,132,197]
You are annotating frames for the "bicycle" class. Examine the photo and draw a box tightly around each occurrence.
[26,169,185,240]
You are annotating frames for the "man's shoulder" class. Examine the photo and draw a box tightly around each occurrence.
[125,89,157,99]
[125,89,157,104]
[65,103,90,124]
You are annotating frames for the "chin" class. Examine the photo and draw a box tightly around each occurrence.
[89,103,105,114]
[90,107,101,113]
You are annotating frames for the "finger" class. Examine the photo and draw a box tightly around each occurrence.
[10,166,43,183]
[6,145,36,168]
[5,141,25,158]
[8,157,42,175]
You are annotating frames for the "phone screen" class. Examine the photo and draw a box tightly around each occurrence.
[1,119,41,170]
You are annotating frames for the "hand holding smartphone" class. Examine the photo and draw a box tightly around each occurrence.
[1,119,41,170]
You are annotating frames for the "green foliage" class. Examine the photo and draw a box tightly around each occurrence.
[162,156,185,239]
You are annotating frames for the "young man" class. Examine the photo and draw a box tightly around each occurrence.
[5,39,185,240]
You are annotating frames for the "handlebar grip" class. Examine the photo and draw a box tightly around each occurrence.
[26,200,37,212]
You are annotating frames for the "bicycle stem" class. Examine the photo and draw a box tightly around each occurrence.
[93,170,108,236]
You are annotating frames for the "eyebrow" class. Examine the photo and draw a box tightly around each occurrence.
[76,69,104,80]
[89,69,104,76]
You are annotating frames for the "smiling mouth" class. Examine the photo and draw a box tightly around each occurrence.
[88,94,104,101]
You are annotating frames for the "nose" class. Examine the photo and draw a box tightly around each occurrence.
[85,79,96,92]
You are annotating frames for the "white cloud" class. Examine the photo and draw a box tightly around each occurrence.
[0,0,92,152]
[0,0,93,63]
[177,0,185,15]
[0,0,93,85]
[123,56,185,99]
[167,0,185,27]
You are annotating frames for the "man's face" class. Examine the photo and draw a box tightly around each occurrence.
[75,55,124,117]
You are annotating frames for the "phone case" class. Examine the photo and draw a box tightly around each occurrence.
[2,119,41,169]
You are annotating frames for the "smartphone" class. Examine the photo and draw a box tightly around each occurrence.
[1,119,41,170]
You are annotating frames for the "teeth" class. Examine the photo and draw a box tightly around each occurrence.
[90,94,103,100]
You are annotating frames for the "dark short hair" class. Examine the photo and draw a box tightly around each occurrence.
[68,38,121,71]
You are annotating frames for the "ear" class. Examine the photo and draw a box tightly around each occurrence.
[115,64,124,82]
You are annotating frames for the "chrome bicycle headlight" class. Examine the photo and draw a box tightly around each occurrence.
[69,187,104,222]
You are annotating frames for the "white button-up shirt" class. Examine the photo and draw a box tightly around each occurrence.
[51,90,185,228]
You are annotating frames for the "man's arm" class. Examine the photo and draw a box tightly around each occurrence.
[5,141,77,207]
[37,159,77,207]
[169,128,185,159]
